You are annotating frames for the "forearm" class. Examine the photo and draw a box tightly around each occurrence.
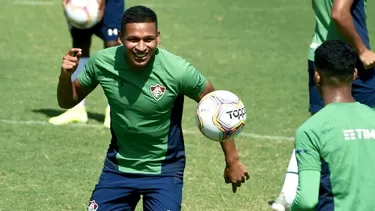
[57,74,79,109]
[98,0,106,11]
[291,170,320,211]
[332,12,366,53]
[220,139,239,164]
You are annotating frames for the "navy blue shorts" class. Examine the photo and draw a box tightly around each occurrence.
[308,60,375,113]
[87,170,184,211]
[69,0,124,42]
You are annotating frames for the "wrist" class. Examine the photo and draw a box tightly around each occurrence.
[59,72,72,80]
[357,45,367,55]
[225,153,239,166]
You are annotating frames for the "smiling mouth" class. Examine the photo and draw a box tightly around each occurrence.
[134,53,147,59]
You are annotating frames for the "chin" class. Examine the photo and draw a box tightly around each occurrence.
[131,58,152,69]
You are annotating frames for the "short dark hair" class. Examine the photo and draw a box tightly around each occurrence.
[120,5,158,33]
[314,40,357,84]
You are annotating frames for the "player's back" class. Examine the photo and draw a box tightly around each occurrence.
[305,102,375,210]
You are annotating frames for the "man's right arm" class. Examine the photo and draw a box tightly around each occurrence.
[332,0,364,53]
[57,76,93,109]
[57,48,97,109]
[332,0,375,69]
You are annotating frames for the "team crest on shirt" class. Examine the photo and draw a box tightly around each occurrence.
[87,200,98,211]
[150,84,166,101]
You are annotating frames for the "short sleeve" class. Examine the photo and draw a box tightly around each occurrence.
[180,62,207,100]
[77,57,99,89]
[294,128,321,172]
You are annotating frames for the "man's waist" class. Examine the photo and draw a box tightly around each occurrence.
[103,150,186,176]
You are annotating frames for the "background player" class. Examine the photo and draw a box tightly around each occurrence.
[49,0,125,128]
[291,40,375,211]
[56,5,249,210]
[272,1,375,210]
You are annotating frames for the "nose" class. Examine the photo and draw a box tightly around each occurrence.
[136,40,146,52]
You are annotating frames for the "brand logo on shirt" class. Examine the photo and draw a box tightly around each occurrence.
[150,84,166,101]
[87,200,98,211]
[343,129,375,140]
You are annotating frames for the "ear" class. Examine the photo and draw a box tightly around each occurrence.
[118,31,124,44]
[157,30,161,44]
[353,68,358,80]
[314,68,321,86]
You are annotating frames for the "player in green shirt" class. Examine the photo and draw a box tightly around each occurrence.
[56,5,249,210]
[273,1,375,210]
[291,40,375,210]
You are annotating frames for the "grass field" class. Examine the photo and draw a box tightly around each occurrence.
[1,0,375,210]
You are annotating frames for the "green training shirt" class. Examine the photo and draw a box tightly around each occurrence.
[78,45,207,175]
[294,102,375,210]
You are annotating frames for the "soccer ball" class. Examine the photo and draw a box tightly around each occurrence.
[64,0,100,29]
[195,90,246,142]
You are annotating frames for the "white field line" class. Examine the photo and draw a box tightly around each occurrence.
[0,119,293,141]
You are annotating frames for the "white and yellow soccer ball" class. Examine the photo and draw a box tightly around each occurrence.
[64,0,100,29]
[195,90,246,142]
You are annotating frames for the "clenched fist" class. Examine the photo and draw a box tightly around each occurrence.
[359,48,375,70]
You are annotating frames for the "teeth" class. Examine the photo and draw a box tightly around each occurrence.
[135,53,146,58]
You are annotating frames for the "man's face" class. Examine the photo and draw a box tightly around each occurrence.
[120,22,160,70]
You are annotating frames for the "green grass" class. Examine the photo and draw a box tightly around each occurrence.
[1,0,375,210]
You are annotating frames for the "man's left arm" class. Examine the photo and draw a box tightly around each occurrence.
[291,171,320,211]
[181,62,249,193]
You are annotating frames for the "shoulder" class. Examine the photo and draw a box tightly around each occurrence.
[155,48,191,67]
[156,48,183,60]
[154,48,197,77]
[295,106,332,140]
[301,108,329,129]
[356,103,375,113]
[84,46,122,73]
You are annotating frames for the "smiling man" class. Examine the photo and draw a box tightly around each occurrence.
[55,5,249,211]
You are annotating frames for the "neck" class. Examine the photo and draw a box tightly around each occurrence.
[321,85,356,105]
[125,55,155,72]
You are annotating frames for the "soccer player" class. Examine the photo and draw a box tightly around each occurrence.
[48,0,124,128]
[292,40,375,210]
[272,1,375,210]
[56,5,249,210]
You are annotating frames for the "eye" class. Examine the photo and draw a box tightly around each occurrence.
[127,37,140,42]
[144,38,154,43]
